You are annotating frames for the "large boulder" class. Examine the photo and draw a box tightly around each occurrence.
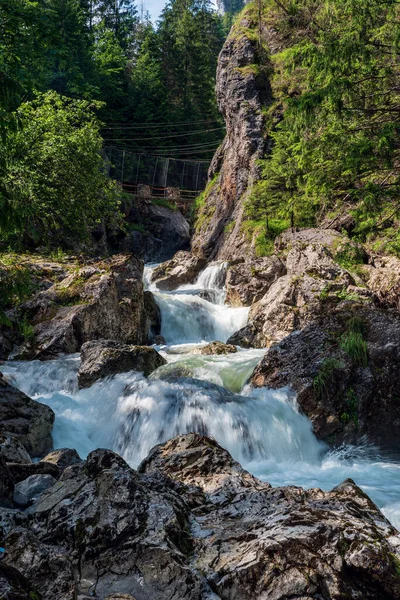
[251,306,400,446]
[41,448,82,471]
[77,339,167,388]
[150,251,207,291]
[0,562,41,600]
[13,473,57,507]
[0,374,54,457]
[231,236,358,348]
[122,201,191,262]
[2,435,400,599]
[225,256,286,307]
[0,435,31,464]
[17,254,153,360]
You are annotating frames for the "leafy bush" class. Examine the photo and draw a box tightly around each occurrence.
[0,91,121,248]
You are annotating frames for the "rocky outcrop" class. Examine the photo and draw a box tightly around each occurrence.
[121,200,190,262]
[0,435,31,464]
[363,254,400,310]
[191,341,237,355]
[150,251,207,291]
[41,448,82,471]
[17,254,155,359]
[0,374,54,457]
[191,10,270,260]
[231,230,358,347]
[226,256,285,306]
[3,434,399,599]
[13,473,57,507]
[77,339,166,388]
[252,306,400,445]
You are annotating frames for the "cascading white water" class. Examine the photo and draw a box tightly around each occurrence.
[2,260,400,529]
[147,261,247,344]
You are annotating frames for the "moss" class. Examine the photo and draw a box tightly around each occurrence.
[193,174,219,231]
[341,387,359,427]
[151,197,177,211]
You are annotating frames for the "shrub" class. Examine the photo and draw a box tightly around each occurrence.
[340,331,368,367]
[313,357,345,398]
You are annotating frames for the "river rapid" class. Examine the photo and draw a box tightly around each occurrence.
[2,262,400,529]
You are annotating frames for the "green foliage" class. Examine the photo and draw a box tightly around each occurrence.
[0,258,34,322]
[341,387,358,426]
[193,174,219,228]
[334,242,365,271]
[313,357,345,398]
[0,91,121,247]
[244,0,400,255]
[151,198,177,211]
[241,217,289,256]
[340,331,368,367]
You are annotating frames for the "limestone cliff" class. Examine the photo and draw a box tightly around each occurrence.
[191,5,279,259]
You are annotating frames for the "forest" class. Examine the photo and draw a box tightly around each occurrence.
[0,0,243,249]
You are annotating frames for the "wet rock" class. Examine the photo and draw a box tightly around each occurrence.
[0,435,31,464]
[191,341,237,355]
[18,254,152,360]
[0,562,41,600]
[78,339,167,388]
[225,256,286,306]
[150,251,207,291]
[0,456,14,507]
[13,474,57,507]
[251,306,400,446]
[0,374,54,456]
[226,323,259,348]
[7,461,60,484]
[143,291,161,341]
[41,448,82,471]
[1,434,400,599]
[122,200,190,262]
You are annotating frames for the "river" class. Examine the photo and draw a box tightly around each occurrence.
[2,261,400,529]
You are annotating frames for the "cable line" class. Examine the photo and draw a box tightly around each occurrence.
[102,118,222,130]
[103,126,225,141]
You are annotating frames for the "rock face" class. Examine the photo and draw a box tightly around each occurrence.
[3,434,400,599]
[150,251,207,291]
[41,448,82,470]
[225,256,286,306]
[252,306,400,445]
[363,254,400,310]
[0,374,54,457]
[0,435,31,464]
[122,200,191,262]
[18,254,155,359]
[232,230,357,348]
[13,473,57,507]
[78,339,167,388]
[191,12,269,260]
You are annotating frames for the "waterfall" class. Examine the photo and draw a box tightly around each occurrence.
[2,260,400,530]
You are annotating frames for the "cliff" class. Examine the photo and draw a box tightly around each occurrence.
[191,4,274,259]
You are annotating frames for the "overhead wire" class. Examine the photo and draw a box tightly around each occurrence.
[103,126,225,141]
[102,118,222,130]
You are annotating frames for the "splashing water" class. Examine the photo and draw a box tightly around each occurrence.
[2,261,400,529]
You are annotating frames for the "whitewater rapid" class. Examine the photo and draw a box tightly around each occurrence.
[2,261,400,529]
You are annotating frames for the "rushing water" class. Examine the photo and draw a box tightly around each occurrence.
[2,261,400,529]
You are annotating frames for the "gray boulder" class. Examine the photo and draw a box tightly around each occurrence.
[150,251,207,291]
[123,201,191,262]
[190,341,237,355]
[2,435,400,599]
[226,256,286,307]
[0,435,31,464]
[41,448,82,470]
[0,374,54,456]
[17,254,153,360]
[78,339,167,388]
[13,473,57,507]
